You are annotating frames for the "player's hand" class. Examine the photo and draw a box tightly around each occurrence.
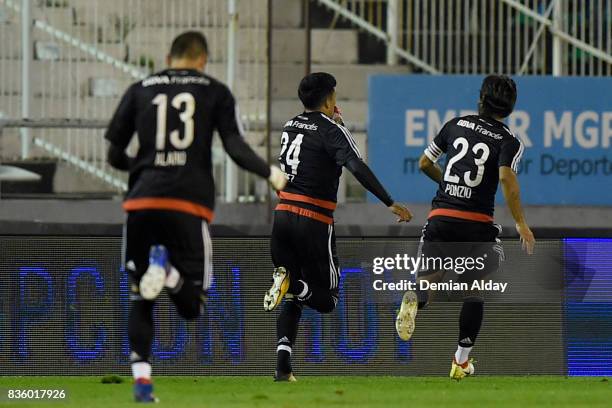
[516,222,535,254]
[268,165,288,191]
[333,105,344,125]
[389,202,412,223]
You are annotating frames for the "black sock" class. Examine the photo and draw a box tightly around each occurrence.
[458,300,484,347]
[128,300,155,362]
[276,299,302,375]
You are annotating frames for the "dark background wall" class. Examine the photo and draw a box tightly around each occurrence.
[0,236,569,376]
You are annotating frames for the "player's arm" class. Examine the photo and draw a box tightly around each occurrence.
[499,138,535,254]
[324,125,411,222]
[419,124,449,183]
[216,86,286,190]
[107,144,131,171]
[500,167,534,254]
[105,84,136,171]
[418,154,443,183]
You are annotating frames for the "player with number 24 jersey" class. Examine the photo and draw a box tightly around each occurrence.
[264,72,412,382]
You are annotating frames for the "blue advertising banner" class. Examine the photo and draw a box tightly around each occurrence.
[368,75,612,205]
[564,238,612,376]
[0,236,570,376]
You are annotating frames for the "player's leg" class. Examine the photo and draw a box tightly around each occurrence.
[270,219,338,381]
[449,293,482,380]
[128,298,157,401]
[274,295,302,381]
[137,213,185,301]
[124,212,159,403]
[166,214,211,320]
[265,211,309,312]
[396,270,443,341]
[450,223,502,380]
[268,211,304,380]
[269,215,338,380]
[396,221,444,341]
[301,222,340,314]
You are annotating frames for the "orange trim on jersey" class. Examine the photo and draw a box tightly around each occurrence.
[123,197,214,222]
[275,204,333,225]
[278,191,337,210]
[428,208,493,223]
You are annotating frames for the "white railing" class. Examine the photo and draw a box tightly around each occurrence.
[0,119,128,191]
[317,0,440,73]
[0,0,270,201]
[318,0,612,75]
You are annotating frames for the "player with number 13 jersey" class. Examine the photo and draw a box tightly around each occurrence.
[105,31,286,402]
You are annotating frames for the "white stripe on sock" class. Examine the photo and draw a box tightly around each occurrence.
[277,345,292,354]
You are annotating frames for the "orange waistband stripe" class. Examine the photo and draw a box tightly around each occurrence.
[123,197,214,222]
[275,203,333,225]
[428,208,493,223]
[278,191,337,211]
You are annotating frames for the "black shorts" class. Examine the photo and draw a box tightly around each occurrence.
[418,217,503,280]
[270,210,340,292]
[123,210,213,290]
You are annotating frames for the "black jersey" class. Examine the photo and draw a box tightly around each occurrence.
[424,115,523,219]
[275,111,362,223]
[105,68,269,222]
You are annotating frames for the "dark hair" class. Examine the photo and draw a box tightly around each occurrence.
[169,31,208,59]
[478,75,517,118]
[298,72,337,110]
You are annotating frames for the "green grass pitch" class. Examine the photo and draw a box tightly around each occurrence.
[0,376,610,407]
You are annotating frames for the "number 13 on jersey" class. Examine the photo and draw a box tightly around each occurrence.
[152,92,195,167]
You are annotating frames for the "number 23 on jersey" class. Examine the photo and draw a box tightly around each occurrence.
[444,137,490,187]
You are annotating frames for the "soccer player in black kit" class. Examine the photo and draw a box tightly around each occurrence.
[395,75,536,380]
[263,72,413,381]
[105,31,287,402]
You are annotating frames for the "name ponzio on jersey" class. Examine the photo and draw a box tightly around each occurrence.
[444,183,472,199]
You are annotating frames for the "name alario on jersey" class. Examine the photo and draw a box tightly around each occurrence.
[154,150,186,167]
